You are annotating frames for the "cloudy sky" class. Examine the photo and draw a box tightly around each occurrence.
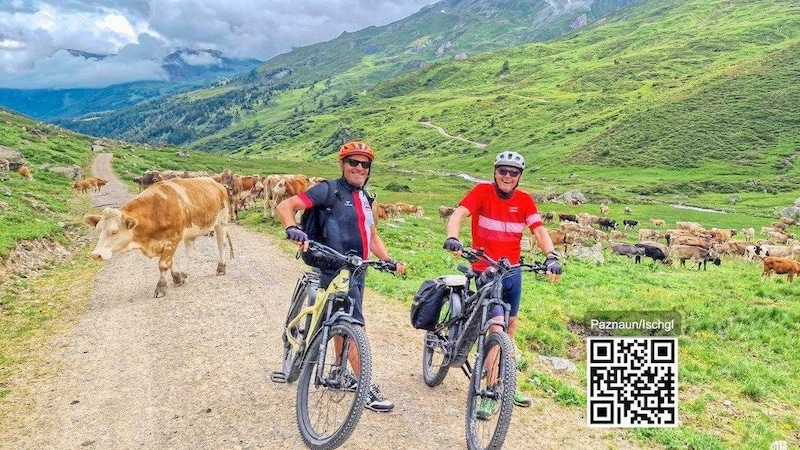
[0,0,436,90]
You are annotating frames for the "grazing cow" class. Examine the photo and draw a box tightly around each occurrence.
[649,218,665,228]
[542,211,555,224]
[635,241,671,264]
[762,256,800,282]
[18,165,32,179]
[135,170,163,192]
[569,198,581,206]
[558,213,578,223]
[438,206,456,222]
[758,244,800,260]
[714,240,749,257]
[740,227,755,242]
[599,204,609,216]
[598,218,617,231]
[768,231,794,245]
[71,178,95,193]
[670,245,721,270]
[623,219,639,230]
[671,235,714,249]
[84,177,233,298]
[610,243,645,263]
[624,206,632,215]
[547,229,572,252]
[744,245,762,262]
[638,228,664,241]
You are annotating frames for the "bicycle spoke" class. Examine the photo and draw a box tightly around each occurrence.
[296,322,372,449]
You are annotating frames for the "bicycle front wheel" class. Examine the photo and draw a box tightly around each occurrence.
[465,331,516,450]
[422,329,450,386]
[296,322,372,450]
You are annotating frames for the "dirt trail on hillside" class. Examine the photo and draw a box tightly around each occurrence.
[3,153,642,450]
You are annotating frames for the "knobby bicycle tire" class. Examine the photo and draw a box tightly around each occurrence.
[465,331,516,450]
[422,290,461,386]
[296,322,373,450]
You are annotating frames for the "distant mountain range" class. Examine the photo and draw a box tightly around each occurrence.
[47,0,645,145]
[0,49,261,121]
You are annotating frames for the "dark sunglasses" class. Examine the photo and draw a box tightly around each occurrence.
[344,158,372,169]
[496,167,521,177]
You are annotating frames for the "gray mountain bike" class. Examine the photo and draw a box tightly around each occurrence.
[422,248,543,450]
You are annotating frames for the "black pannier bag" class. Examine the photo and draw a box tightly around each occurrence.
[410,279,448,331]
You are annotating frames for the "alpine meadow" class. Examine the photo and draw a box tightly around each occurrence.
[1,0,800,449]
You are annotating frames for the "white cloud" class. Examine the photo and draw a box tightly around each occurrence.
[0,0,436,89]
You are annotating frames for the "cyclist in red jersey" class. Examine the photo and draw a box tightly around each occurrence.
[443,150,562,409]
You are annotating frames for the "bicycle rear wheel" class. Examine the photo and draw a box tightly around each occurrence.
[296,322,372,450]
[422,289,461,386]
[465,331,516,450]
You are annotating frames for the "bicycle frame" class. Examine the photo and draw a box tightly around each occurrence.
[448,267,512,370]
[283,266,356,369]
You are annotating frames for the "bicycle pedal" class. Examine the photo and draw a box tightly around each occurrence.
[270,371,288,383]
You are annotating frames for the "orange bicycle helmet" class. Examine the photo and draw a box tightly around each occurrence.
[338,141,375,161]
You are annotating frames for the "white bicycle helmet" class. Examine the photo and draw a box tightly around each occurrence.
[494,151,526,170]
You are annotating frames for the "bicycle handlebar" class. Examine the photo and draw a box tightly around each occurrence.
[460,247,545,275]
[305,240,398,274]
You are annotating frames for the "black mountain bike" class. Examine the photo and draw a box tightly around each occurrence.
[271,241,397,450]
[422,248,544,450]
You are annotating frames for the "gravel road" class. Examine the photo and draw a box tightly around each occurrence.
[5,153,641,450]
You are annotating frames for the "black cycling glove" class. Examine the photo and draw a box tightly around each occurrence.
[545,252,562,275]
[285,225,308,243]
[443,237,463,252]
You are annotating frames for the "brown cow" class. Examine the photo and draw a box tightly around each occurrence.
[18,165,32,179]
[762,256,800,282]
[438,206,456,223]
[89,177,108,192]
[84,177,233,298]
[671,245,720,270]
[71,178,95,193]
[134,170,162,192]
[219,169,244,221]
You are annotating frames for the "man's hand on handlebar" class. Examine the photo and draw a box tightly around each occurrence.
[545,252,562,284]
[443,237,463,256]
[285,225,310,251]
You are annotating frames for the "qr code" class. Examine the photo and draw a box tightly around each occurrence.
[587,337,678,427]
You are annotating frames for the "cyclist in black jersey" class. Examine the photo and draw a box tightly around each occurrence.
[276,141,405,412]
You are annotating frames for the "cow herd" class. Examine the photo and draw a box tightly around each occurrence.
[544,211,800,281]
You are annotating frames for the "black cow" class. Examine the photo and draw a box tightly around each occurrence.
[635,242,671,264]
[623,219,639,230]
[599,218,617,231]
[558,213,578,223]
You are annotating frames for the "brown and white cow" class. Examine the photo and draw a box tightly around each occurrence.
[263,174,310,220]
[84,177,233,298]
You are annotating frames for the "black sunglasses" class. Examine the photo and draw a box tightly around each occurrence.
[496,167,521,177]
[344,158,372,169]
